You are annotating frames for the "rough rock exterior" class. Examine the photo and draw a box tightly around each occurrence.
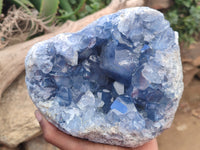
[145,0,172,9]
[0,73,41,148]
[25,7,183,147]
[24,136,59,150]
[0,146,19,150]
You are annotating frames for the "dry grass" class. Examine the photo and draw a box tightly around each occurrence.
[0,6,52,49]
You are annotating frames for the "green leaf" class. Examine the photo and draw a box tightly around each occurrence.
[29,0,41,11]
[13,0,33,14]
[18,0,33,7]
[59,0,73,12]
[182,0,192,8]
[30,0,59,20]
[90,2,100,10]
[85,5,93,13]
[166,10,178,25]
[0,0,3,15]
[10,0,34,7]
[165,0,200,46]
[69,0,76,5]
[39,0,59,19]
[58,0,86,20]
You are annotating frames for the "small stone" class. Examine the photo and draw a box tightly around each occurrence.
[25,7,183,147]
[192,108,200,119]
[176,124,187,131]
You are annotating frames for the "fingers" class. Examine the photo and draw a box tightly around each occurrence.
[34,110,158,150]
[34,110,57,143]
[34,110,126,150]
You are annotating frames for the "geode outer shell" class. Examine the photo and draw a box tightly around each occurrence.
[25,7,184,147]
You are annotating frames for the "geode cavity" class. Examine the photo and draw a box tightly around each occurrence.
[25,7,184,147]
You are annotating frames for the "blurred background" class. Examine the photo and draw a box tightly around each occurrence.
[0,0,200,150]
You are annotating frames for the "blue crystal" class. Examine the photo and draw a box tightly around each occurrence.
[101,89,113,114]
[25,7,184,147]
[141,44,150,52]
[111,99,128,114]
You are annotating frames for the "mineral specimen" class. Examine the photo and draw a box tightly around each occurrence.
[25,7,184,147]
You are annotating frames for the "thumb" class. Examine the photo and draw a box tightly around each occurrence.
[34,110,81,150]
[34,110,58,143]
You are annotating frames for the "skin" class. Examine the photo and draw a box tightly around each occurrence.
[35,110,158,150]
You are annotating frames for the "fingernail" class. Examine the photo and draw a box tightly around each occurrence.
[35,110,42,123]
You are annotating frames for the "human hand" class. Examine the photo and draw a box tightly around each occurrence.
[35,110,158,150]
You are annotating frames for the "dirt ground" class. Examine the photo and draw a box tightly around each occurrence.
[158,79,200,150]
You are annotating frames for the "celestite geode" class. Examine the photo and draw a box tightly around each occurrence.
[25,7,184,147]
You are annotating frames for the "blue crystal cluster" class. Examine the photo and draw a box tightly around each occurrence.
[25,7,184,147]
